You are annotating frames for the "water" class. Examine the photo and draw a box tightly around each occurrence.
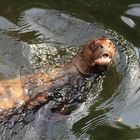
[0,0,140,140]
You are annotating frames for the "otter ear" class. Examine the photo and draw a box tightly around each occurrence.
[88,40,96,51]
[80,40,96,56]
[80,42,94,58]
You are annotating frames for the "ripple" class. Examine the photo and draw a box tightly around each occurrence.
[120,3,140,29]
[0,16,18,31]
[120,16,136,28]
[0,5,140,140]
[127,4,140,17]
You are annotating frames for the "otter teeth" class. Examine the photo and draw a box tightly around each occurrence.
[101,56,111,63]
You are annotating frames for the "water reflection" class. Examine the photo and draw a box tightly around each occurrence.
[0,16,17,31]
[120,16,136,28]
[0,1,139,140]
[127,4,140,17]
[121,4,140,28]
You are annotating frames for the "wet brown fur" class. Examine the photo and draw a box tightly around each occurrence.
[0,38,116,115]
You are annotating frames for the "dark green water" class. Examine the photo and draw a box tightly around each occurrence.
[0,0,140,140]
[0,0,140,46]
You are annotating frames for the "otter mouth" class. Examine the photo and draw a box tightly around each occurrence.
[95,52,112,65]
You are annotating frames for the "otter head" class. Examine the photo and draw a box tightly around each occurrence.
[75,37,116,75]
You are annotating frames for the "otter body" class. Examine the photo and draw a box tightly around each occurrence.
[0,38,115,139]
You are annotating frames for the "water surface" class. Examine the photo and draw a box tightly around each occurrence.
[0,0,140,140]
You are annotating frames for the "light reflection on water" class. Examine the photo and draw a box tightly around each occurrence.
[121,4,140,28]
[127,4,140,16]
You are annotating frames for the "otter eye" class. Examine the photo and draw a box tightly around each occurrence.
[99,45,103,49]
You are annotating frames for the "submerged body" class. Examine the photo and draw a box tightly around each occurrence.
[0,38,115,139]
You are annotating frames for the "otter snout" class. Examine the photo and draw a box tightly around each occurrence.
[93,38,116,65]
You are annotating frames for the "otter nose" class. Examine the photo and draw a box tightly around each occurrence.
[99,45,112,52]
[98,45,113,58]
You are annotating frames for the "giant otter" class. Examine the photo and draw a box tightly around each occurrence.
[0,37,115,139]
